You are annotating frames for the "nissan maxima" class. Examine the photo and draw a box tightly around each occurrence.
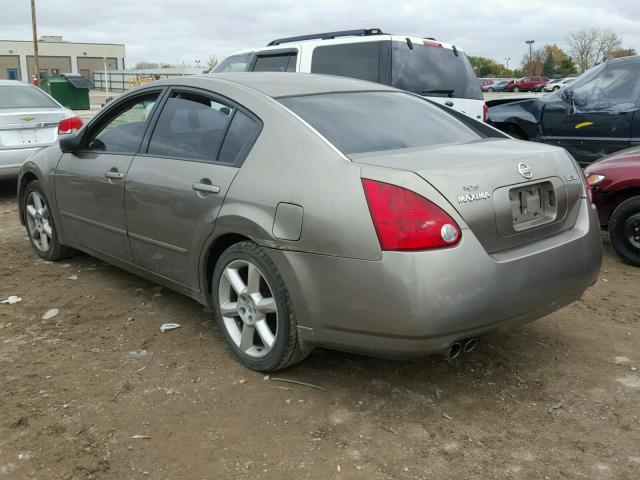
[17,73,602,371]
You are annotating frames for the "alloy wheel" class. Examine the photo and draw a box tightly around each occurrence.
[25,191,53,252]
[218,259,278,358]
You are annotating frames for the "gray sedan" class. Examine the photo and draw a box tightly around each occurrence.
[0,80,80,179]
[17,73,602,371]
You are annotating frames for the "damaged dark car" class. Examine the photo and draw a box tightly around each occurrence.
[487,55,640,166]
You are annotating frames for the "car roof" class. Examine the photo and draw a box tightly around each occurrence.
[226,34,464,57]
[0,79,31,86]
[198,72,398,98]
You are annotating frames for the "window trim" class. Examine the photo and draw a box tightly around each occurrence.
[76,87,168,156]
[139,85,263,167]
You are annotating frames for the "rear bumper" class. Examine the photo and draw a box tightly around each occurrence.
[0,147,41,179]
[268,200,602,356]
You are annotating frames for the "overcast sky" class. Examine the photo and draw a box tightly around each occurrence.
[2,0,639,68]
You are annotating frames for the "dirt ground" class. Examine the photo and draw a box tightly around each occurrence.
[0,178,639,480]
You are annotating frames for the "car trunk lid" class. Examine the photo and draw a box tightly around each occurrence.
[352,138,585,253]
[0,109,67,149]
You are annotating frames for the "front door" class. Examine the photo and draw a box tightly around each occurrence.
[6,68,18,80]
[125,88,262,289]
[55,90,162,261]
[80,69,90,81]
[541,61,640,165]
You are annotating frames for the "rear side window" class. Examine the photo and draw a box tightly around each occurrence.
[212,53,254,73]
[279,91,480,155]
[253,53,297,72]
[391,41,483,100]
[311,42,381,82]
[148,91,234,162]
[218,111,262,164]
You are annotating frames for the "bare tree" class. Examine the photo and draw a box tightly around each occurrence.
[207,54,219,70]
[567,28,622,72]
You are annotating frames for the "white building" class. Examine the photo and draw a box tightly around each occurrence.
[0,36,125,82]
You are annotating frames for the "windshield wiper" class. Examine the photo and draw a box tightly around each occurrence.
[420,89,455,97]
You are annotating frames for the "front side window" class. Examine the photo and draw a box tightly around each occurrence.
[279,91,480,156]
[212,53,254,73]
[253,53,297,72]
[311,42,381,82]
[86,92,159,153]
[147,91,234,162]
[568,61,640,111]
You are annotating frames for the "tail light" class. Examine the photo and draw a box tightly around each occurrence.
[361,179,461,251]
[58,116,83,135]
[483,103,489,122]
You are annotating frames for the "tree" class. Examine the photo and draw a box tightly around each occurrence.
[468,55,513,78]
[566,28,622,72]
[556,57,577,76]
[207,54,219,69]
[608,48,637,59]
[542,53,555,77]
[135,61,159,69]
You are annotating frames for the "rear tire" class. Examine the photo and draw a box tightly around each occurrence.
[488,87,494,92]
[609,197,640,267]
[212,241,307,371]
[22,180,73,261]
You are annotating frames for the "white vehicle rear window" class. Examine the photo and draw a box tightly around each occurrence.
[0,85,59,109]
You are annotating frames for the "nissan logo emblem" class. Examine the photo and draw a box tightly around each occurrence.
[518,162,532,179]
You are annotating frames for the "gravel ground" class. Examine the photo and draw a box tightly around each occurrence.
[1,178,639,480]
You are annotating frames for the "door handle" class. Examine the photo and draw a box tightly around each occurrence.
[192,182,220,194]
[105,171,124,180]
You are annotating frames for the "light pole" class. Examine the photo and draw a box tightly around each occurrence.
[504,57,511,70]
[525,40,535,75]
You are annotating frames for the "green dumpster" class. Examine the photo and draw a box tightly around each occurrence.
[41,74,93,110]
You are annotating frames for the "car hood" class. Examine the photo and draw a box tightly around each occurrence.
[584,146,640,174]
[486,97,545,123]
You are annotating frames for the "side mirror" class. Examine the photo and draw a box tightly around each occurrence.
[59,133,82,153]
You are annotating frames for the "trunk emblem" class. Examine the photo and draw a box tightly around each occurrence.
[518,162,533,179]
[458,191,491,204]
[21,115,35,121]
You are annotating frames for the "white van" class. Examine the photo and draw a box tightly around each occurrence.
[212,28,486,121]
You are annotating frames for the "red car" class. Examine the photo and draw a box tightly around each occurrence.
[585,147,640,266]
[505,76,549,92]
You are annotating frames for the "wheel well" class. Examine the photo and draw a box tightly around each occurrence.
[607,188,640,221]
[495,123,528,141]
[203,233,252,296]
[18,172,38,224]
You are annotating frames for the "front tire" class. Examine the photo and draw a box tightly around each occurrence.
[212,241,307,371]
[513,86,520,92]
[488,87,494,92]
[23,180,73,261]
[609,197,640,267]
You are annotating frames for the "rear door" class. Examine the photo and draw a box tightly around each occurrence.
[55,89,162,261]
[125,88,262,289]
[541,60,640,165]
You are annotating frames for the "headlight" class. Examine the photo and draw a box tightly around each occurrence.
[586,174,605,186]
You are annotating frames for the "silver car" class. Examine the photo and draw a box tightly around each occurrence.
[1,80,79,179]
[17,73,602,371]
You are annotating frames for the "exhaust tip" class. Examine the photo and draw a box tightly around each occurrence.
[447,342,462,359]
[463,338,478,353]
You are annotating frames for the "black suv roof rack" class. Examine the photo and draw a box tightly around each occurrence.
[267,28,386,46]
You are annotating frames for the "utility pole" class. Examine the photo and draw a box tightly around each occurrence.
[525,40,535,76]
[30,0,40,84]
[504,57,511,70]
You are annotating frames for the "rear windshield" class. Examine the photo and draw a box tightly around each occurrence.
[212,53,254,73]
[392,42,483,100]
[0,85,59,109]
[279,91,480,155]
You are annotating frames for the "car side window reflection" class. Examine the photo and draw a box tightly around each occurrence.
[147,92,235,162]
[86,93,159,153]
